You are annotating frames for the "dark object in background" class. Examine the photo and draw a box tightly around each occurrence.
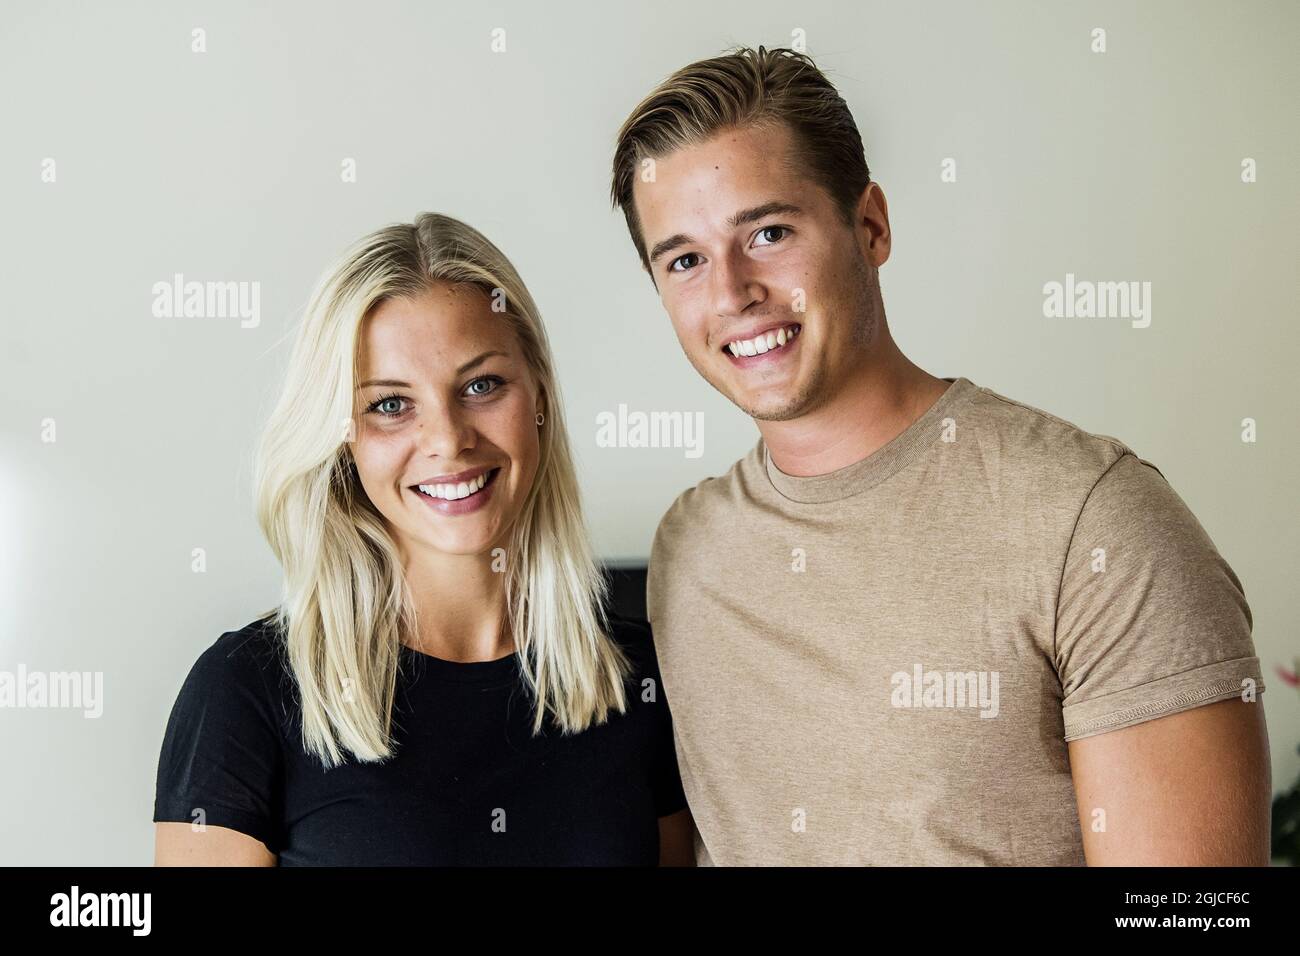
[1270,662,1299,866]
[601,563,648,624]
[1273,744,1300,866]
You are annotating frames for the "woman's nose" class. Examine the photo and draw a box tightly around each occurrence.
[415,407,476,459]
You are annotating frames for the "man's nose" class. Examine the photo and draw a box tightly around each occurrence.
[709,246,764,318]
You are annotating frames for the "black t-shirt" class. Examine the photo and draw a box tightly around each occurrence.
[153,612,688,865]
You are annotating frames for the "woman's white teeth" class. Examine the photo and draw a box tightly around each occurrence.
[418,471,489,501]
[726,324,799,357]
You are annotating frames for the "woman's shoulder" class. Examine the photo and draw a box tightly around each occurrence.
[156,614,290,847]
[174,612,294,722]
[192,612,286,677]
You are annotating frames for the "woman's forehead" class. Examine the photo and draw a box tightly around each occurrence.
[358,291,520,376]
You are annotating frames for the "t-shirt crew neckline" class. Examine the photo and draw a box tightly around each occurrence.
[398,642,520,684]
[762,376,976,504]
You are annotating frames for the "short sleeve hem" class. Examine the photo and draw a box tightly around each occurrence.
[153,622,286,857]
[152,803,279,854]
[1062,655,1264,742]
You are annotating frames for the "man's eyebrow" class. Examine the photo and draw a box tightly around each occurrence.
[727,201,803,229]
[647,201,805,266]
[648,233,693,267]
[355,350,508,390]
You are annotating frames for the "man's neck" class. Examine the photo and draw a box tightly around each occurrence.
[759,352,950,478]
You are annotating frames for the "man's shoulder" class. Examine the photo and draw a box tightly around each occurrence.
[651,381,1155,540]
[961,381,1139,487]
[650,438,764,551]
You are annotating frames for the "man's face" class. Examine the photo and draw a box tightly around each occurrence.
[632,121,885,421]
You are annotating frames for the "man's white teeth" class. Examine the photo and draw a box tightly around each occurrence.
[417,471,489,501]
[726,324,799,357]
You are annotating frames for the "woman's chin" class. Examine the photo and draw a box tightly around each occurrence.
[425,529,499,559]
[405,517,514,562]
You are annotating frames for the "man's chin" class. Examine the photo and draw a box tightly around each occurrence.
[732,386,820,422]
[745,402,813,423]
[696,361,821,423]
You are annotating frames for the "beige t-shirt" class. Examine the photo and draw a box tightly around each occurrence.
[646,376,1265,865]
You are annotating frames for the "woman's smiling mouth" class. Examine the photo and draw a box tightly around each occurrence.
[409,467,501,514]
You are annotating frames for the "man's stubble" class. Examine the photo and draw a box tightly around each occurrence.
[709,254,881,423]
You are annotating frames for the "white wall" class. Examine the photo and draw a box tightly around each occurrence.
[1,0,1296,864]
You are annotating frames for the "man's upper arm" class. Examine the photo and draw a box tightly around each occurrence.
[645,489,691,628]
[1068,697,1270,864]
[1054,452,1270,863]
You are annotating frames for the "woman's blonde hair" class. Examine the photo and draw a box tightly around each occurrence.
[253,212,630,768]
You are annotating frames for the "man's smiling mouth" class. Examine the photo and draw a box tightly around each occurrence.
[722,323,801,359]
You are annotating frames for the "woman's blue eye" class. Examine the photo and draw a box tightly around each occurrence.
[465,375,504,397]
[367,394,408,416]
[365,377,503,416]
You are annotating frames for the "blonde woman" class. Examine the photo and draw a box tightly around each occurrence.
[152,213,695,866]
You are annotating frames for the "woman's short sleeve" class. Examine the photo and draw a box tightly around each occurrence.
[652,698,690,818]
[153,626,286,853]
[610,614,690,819]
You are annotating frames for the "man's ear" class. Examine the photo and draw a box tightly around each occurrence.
[854,180,891,265]
[853,180,876,226]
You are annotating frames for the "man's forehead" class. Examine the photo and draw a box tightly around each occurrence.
[633,129,809,235]
[636,125,797,199]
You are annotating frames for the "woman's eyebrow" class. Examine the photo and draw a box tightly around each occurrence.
[456,349,508,375]
[356,378,409,391]
[355,351,509,390]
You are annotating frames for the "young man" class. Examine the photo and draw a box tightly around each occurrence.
[609,46,1271,865]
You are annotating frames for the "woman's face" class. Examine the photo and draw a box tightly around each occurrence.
[351,281,542,560]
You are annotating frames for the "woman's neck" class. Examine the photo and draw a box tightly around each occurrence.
[399,546,514,662]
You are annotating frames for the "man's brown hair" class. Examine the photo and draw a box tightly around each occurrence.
[610,45,872,273]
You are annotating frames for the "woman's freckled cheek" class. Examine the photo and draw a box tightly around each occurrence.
[354,424,413,486]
